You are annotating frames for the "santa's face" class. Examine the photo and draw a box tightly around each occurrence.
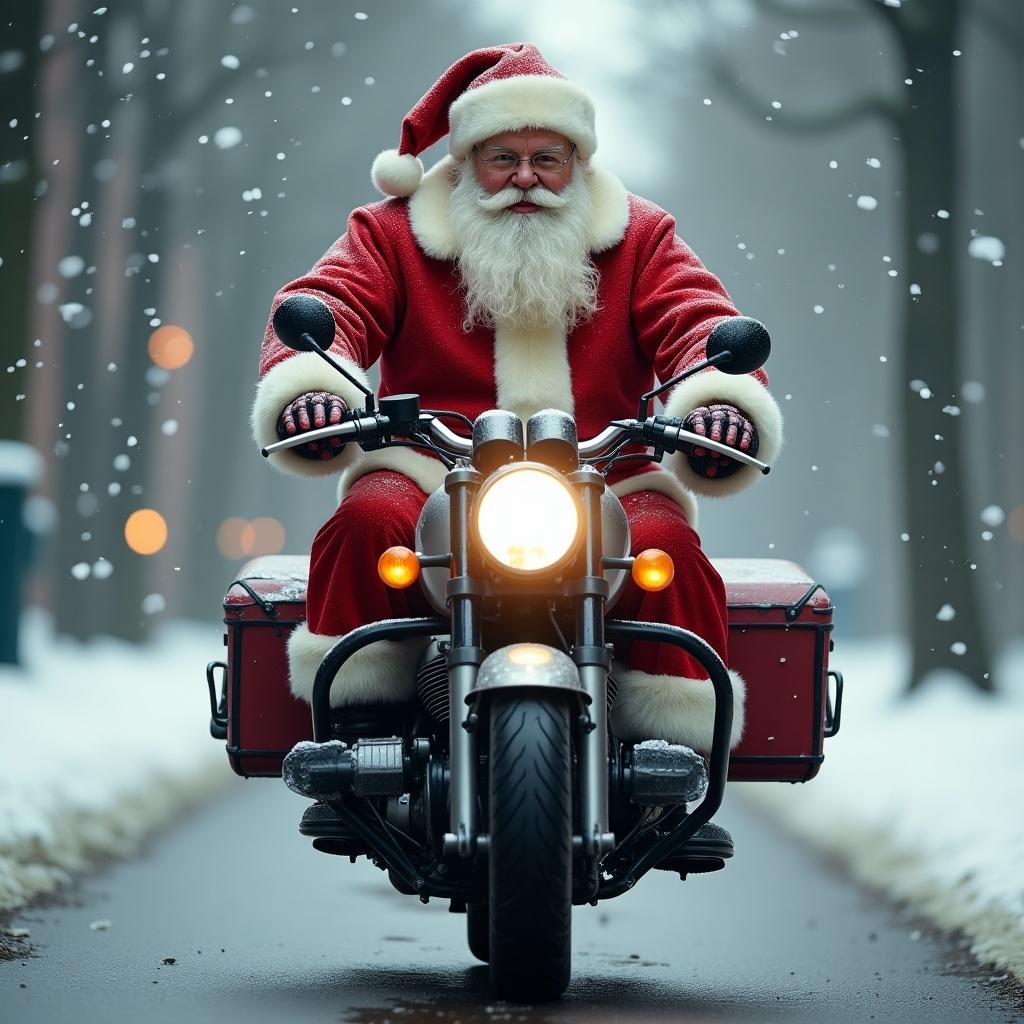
[471,129,576,214]
[450,128,597,332]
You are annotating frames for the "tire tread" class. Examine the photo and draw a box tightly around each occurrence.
[488,694,572,1001]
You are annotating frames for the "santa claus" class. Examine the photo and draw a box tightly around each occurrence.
[251,44,783,772]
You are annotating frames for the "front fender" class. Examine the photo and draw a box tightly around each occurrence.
[467,644,591,703]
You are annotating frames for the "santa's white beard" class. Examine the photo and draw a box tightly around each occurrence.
[449,166,599,332]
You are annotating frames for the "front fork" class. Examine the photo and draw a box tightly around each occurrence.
[443,463,615,861]
[571,466,615,857]
[443,466,484,859]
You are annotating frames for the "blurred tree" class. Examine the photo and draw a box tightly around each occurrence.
[50,5,115,641]
[0,5,45,664]
[0,6,42,444]
[691,0,996,692]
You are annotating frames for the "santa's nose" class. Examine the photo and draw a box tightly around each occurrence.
[511,161,538,188]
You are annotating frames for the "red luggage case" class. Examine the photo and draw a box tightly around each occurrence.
[222,557,313,777]
[219,556,836,782]
[718,558,835,782]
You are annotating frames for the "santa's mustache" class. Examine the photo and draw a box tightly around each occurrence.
[476,185,569,212]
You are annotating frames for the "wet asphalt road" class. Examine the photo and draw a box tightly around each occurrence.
[2,777,1021,1024]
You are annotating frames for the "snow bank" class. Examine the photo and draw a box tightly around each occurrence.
[0,612,231,914]
[738,638,1024,980]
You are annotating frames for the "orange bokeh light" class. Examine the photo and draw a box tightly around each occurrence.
[124,509,168,555]
[217,517,256,560]
[251,517,286,556]
[217,517,286,560]
[378,546,420,589]
[148,325,195,370]
[631,548,675,592]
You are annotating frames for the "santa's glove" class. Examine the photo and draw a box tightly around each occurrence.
[681,403,759,479]
[276,392,349,461]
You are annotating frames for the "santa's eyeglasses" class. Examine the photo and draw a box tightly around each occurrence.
[472,144,576,175]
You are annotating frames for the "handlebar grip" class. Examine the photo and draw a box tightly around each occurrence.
[260,415,380,457]
[644,419,770,474]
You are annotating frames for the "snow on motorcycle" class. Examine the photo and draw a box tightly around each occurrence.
[205,294,843,1001]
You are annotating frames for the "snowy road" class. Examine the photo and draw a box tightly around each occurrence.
[3,779,1020,1023]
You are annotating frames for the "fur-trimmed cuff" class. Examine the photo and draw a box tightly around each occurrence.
[286,624,431,706]
[251,351,372,478]
[610,666,746,752]
[662,370,783,498]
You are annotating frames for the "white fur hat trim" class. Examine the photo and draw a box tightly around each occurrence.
[371,149,425,198]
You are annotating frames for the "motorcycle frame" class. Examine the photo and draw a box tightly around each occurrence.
[307,457,736,905]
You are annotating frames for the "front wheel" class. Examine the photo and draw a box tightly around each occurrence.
[487,692,573,1001]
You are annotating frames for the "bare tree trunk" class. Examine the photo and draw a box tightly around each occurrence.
[0,5,45,663]
[895,0,994,691]
[0,5,42,443]
[50,5,112,641]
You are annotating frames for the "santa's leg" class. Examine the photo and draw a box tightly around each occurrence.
[610,490,745,753]
[287,470,433,707]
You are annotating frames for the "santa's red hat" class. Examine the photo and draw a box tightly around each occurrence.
[371,43,597,199]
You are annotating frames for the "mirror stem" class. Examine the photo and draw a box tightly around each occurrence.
[636,350,732,420]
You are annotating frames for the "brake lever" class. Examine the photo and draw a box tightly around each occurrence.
[260,414,385,457]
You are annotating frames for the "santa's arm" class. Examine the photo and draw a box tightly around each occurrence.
[251,206,403,477]
[632,213,783,497]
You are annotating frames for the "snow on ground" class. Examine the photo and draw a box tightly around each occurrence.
[738,637,1024,981]
[0,612,231,916]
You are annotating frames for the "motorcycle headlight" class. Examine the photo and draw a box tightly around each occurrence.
[475,463,582,574]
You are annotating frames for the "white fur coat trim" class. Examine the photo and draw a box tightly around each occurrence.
[663,369,783,498]
[493,323,573,423]
[287,623,430,706]
[407,157,630,260]
[251,350,372,479]
[611,666,746,752]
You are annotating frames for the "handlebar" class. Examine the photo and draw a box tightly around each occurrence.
[262,410,768,474]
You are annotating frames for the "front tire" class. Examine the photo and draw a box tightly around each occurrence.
[487,693,573,1001]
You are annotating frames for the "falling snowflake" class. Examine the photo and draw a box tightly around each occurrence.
[213,126,242,149]
[967,235,1005,264]
[980,505,1005,527]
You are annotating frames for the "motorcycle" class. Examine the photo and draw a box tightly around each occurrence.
[206,295,843,1001]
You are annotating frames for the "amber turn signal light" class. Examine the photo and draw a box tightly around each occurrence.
[377,546,421,589]
[631,548,674,591]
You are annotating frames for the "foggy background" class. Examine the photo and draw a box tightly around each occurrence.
[1,0,1021,685]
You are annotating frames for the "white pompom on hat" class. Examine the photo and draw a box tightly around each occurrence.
[370,43,597,199]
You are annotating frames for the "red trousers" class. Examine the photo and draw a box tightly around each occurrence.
[307,471,728,682]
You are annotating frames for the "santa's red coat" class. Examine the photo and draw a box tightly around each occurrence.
[251,158,783,750]
[252,158,782,519]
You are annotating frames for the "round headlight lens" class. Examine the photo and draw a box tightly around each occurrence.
[476,465,581,573]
